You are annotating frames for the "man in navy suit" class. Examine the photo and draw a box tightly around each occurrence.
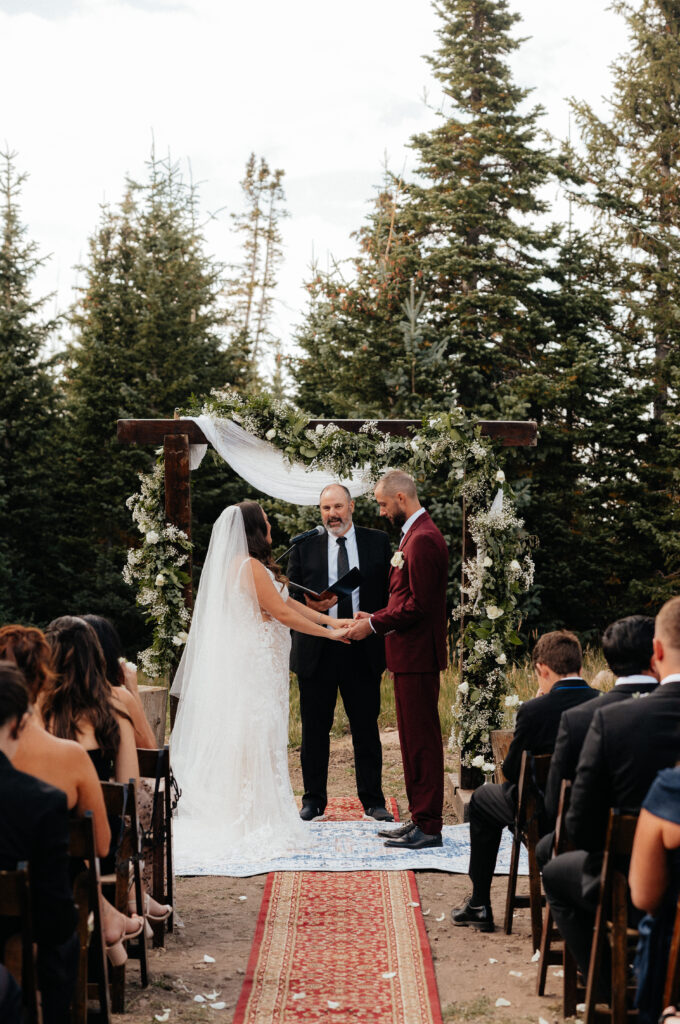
[289,483,392,822]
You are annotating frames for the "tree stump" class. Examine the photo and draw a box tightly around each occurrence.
[138,685,167,746]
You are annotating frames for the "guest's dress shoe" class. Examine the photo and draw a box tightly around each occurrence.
[384,826,442,850]
[299,804,326,822]
[378,819,416,839]
[451,897,495,932]
[363,806,394,822]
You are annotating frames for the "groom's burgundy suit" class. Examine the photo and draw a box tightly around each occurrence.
[370,511,449,835]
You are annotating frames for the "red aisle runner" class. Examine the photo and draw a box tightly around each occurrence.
[233,798,443,1024]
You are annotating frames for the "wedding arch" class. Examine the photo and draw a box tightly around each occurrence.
[118,387,537,783]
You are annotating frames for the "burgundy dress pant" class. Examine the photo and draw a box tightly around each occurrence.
[393,671,444,834]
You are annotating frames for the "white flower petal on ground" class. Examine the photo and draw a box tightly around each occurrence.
[508,970,522,978]
[327,1001,341,1010]
[193,995,206,1003]
[422,909,431,916]
[489,958,498,964]
[552,969,564,978]
[435,913,446,922]
[205,991,220,1000]
[540,1017,550,1024]
[154,1012,171,1022]
[203,954,216,964]
[238,896,247,901]
[210,1003,227,1010]
[381,972,397,979]
[408,901,420,907]
[291,993,306,1001]
[531,949,541,962]
[495,997,511,1007]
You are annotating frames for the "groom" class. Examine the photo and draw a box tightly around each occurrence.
[347,470,449,849]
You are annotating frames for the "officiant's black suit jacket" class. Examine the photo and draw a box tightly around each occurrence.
[543,680,658,826]
[566,680,680,852]
[288,526,391,678]
[502,678,598,786]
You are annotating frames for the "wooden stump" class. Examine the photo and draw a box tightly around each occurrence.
[138,686,167,746]
[491,729,514,783]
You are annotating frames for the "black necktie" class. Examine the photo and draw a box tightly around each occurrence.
[336,537,353,620]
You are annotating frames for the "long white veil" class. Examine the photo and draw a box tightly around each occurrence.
[170,505,308,869]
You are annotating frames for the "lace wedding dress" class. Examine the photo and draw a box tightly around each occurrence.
[170,507,309,871]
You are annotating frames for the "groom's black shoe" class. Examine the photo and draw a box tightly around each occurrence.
[451,897,495,932]
[364,806,394,823]
[384,826,442,849]
[377,819,416,839]
[299,804,326,822]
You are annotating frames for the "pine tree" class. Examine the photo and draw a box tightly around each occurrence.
[569,0,680,609]
[226,154,287,384]
[64,152,242,643]
[0,150,62,623]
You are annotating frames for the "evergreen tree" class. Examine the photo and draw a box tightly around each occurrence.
[569,0,680,609]
[225,154,287,385]
[64,152,243,644]
[0,150,62,623]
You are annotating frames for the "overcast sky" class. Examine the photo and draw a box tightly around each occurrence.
[0,0,630,352]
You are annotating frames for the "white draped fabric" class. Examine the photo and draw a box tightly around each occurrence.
[188,415,373,505]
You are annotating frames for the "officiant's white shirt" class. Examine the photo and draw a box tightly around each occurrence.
[327,524,360,618]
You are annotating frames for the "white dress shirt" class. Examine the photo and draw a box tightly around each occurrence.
[661,673,680,685]
[615,674,657,687]
[327,524,360,618]
[399,507,426,547]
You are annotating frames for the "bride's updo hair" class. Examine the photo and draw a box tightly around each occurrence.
[237,501,287,583]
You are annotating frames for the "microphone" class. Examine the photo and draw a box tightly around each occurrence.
[291,525,325,544]
[279,524,325,562]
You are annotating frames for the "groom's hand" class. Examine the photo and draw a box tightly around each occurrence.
[354,611,371,620]
[347,616,373,641]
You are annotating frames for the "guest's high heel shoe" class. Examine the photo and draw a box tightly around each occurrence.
[129,893,173,924]
[105,916,143,967]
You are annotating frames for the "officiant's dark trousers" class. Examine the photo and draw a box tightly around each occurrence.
[468,782,517,905]
[298,645,384,812]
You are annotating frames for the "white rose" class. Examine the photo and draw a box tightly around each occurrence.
[485,605,504,620]
[146,530,160,544]
[265,428,276,440]
[482,761,495,774]
[458,680,469,696]
[171,631,189,646]
[155,574,166,587]
[390,551,405,569]
[471,754,485,769]
[509,559,521,572]
[496,652,507,665]
[504,694,520,708]
[483,555,493,568]
[455,468,464,479]
[495,469,505,483]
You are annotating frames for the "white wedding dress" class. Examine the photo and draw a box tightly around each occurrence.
[170,506,309,872]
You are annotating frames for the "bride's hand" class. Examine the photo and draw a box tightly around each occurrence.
[334,618,355,628]
[329,627,351,644]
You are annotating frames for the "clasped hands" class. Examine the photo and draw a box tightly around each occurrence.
[335,611,373,642]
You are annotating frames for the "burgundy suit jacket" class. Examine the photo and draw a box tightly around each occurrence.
[370,510,449,673]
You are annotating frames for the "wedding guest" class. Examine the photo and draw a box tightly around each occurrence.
[82,614,157,748]
[0,965,21,1024]
[0,661,78,1024]
[452,630,597,932]
[536,615,658,867]
[630,766,680,1024]
[289,483,392,822]
[543,595,680,986]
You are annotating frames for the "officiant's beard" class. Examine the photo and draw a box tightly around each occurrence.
[325,513,352,537]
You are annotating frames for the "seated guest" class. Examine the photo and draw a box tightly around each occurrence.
[0,625,144,952]
[81,615,157,749]
[0,661,78,1024]
[537,615,658,866]
[629,766,680,1024]
[543,595,680,986]
[0,965,21,1024]
[452,630,597,932]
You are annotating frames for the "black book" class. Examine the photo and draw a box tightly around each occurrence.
[288,566,363,602]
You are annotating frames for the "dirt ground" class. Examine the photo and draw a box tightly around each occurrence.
[117,732,567,1024]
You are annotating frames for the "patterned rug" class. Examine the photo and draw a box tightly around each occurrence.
[233,798,443,1024]
[175,796,529,878]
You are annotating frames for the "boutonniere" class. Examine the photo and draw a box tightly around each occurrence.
[390,551,405,569]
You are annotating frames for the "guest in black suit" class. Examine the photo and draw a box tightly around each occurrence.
[0,661,78,1024]
[537,615,658,867]
[0,965,21,1024]
[543,597,680,984]
[289,483,392,821]
[452,630,597,932]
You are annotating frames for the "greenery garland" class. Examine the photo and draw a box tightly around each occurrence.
[123,387,534,763]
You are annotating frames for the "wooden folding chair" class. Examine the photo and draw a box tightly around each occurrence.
[68,811,111,1024]
[100,780,149,1013]
[504,751,552,951]
[136,746,175,948]
[584,809,639,1024]
[0,862,42,1024]
[535,780,584,1014]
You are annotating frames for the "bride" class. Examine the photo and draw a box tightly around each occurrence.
[170,501,350,869]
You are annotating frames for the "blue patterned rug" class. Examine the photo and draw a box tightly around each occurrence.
[175,820,529,878]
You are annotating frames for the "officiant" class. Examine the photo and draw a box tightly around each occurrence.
[288,483,393,822]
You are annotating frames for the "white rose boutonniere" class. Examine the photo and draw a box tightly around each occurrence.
[390,551,405,569]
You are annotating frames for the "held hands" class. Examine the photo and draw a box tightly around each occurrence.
[346,612,374,642]
[329,626,351,644]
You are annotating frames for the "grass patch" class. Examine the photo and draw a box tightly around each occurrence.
[441,996,494,1021]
